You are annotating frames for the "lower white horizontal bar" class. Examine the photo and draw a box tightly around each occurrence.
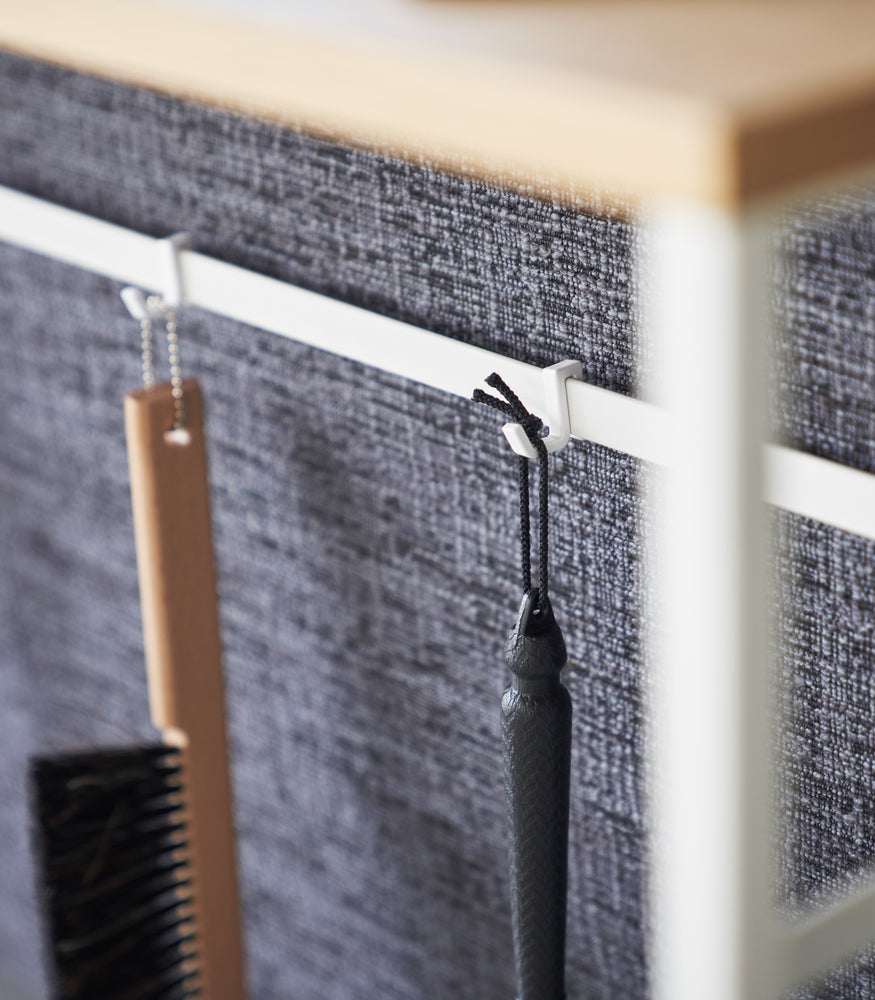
[4,184,875,542]
[780,873,875,991]
[765,445,875,543]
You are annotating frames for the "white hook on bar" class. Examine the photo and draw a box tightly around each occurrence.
[120,232,191,320]
[501,359,584,459]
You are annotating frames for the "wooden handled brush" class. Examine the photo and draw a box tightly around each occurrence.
[30,380,246,1000]
[126,380,245,1000]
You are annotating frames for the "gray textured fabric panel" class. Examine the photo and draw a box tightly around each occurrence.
[0,51,645,1000]
[774,195,875,475]
[772,196,875,998]
[2,49,875,1000]
[777,514,875,1000]
[0,243,645,999]
[773,196,875,923]
[0,53,636,393]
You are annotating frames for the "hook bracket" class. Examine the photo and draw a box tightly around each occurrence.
[121,232,191,321]
[500,360,583,459]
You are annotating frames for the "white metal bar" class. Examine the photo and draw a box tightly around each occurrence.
[780,873,875,992]
[180,249,674,464]
[5,185,875,546]
[646,201,776,1000]
[0,184,670,465]
[0,184,169,290]
[765,445,875,543]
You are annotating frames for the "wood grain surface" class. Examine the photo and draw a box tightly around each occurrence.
[125,380,246,1000]
[2,0,875,205]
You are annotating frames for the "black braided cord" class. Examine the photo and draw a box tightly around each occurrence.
[472,373,550,609]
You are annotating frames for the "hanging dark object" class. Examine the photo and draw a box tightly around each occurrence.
[474,373,572,1000]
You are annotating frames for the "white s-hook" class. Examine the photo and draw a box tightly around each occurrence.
[120,232,191,321]
[501,360,583,459]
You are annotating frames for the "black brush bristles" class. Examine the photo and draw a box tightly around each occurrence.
[29,745,201,1000]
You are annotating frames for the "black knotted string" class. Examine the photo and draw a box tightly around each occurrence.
[474,373,550,612]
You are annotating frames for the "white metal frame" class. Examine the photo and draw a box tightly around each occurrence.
[647,202,776,1000]
[3,180,875,996]
[646,188,875,1000]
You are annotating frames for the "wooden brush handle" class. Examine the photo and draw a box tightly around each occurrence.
[126,380,246,1000]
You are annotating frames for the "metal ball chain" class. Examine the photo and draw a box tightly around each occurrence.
[165,309,186,431]
[139,316,155,388]
[141,294,186,431]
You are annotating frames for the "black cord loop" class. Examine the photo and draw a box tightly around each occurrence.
[474,372,550,612]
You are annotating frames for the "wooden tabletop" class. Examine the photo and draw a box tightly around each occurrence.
[2,0,875,208]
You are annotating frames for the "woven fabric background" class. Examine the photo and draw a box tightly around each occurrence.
[1,51,875,1000]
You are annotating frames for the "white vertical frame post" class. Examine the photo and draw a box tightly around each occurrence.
[645,201,776,1000]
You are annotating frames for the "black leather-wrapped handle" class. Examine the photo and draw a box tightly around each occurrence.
[502,589,572,1000]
